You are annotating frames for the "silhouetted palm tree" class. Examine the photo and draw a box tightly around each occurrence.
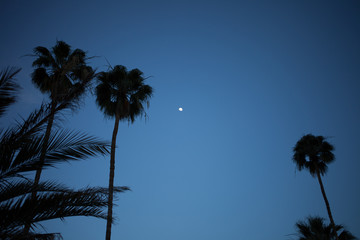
[27,41,95,232]
[31,40,95,184]
[295,216,356,240]
[293,134,338,240]
[0,68,129,239]
[95,65,153,240]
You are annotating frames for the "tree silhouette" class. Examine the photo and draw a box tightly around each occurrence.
[95,65,153,240]
[0,68,129,239]
[293,134,338,240]
[295,216,356,240]
[27,41,95,232]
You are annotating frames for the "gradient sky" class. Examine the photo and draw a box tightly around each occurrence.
[1,1,360,239]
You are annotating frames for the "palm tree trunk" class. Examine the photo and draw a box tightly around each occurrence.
[23,100,56,233]
[105,114,120,240]
[316,170,338,240]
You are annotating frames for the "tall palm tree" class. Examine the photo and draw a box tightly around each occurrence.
[27,41,95,232]
[31,40,95,186]
[293,134,338,240]
[95,65,153,240]
[295,216,356,240]
[0,68,129,239]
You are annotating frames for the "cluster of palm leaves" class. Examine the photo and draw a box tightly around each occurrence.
[292,135,356,240]
[0,41,134,239]
[295,216,356,240]
[1,40,152,240]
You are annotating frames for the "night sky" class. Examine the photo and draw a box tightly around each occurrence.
[1,1,360,239]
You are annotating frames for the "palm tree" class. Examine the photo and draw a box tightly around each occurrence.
[0,68,129,239]
[31,40,95,185]
[293,134,338,240]
[27,41,95,232]
[295,216,356,240]
[95,65,153,240]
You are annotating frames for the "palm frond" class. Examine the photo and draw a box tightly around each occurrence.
[339,230,357,240]
[0,181,67,203]
[0,181,129,238]
[45,129,110,162]
[95,80,117,118]
[0,67,21,117]
[67,49,86,67]
[0,96,87,178]
[52,41,71,66]
[0,128,110,181]
[31,68,52,95]
[32,46,56,69]
[60,66,96,104]
[0,102,64,178]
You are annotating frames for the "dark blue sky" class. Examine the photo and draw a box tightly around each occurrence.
[1,1,360,239]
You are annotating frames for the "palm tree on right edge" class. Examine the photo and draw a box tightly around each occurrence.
[293,134,339,240]
[95,65,153,240]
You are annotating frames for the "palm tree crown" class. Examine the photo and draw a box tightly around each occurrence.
[293,134,335,176]
[31,40,94,103]
[95,65,153,122]
[295,216,356,240]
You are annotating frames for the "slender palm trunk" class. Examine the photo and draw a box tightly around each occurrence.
[24,100,57,233]
[105,114,120,240]
[316,170,338,240]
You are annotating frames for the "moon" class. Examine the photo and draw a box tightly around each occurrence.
[178,107,183,111]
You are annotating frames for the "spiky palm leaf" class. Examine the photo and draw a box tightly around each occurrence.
[0,95,111,181]
[295,216,356,240]
[0,181,129,226]
[0,67,21,117]
[0,128,110,181]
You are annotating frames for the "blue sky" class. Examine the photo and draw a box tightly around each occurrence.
[1,1,360,239]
